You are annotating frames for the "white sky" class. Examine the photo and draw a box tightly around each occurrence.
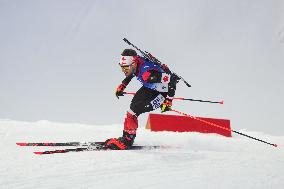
[0,0,283,135]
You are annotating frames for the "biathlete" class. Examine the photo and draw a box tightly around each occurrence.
[104,49,179,150]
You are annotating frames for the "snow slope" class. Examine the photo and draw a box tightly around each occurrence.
[0,120,283,189]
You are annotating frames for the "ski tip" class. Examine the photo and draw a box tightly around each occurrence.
[33,152,43,155]
[273,144,278,148]
[219,100,224,105]
[16,143,27,146]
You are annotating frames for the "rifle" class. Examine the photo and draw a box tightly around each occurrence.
[123,38,191,88]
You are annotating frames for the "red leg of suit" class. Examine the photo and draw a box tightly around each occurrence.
[123,111,138,135]
[104,111,137,150]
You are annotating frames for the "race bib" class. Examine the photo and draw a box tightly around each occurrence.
[161,73,171,84]
[150,94,165,110]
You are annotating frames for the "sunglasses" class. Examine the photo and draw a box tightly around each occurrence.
[120,65,130,72]
[119,62,135,71]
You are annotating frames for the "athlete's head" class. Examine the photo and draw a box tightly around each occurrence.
[119,49,138,76]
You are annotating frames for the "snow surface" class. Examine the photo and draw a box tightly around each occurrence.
[0,119,284,189]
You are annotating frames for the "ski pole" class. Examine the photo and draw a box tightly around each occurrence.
[171,109,278,148]
[122,92,223,105]
[172,97,224,104]
[123,92,136,95]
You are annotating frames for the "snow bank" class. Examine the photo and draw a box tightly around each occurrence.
[0,120,283,189]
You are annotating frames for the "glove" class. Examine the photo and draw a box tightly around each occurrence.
[115,83,126,99]
[161,98,173,113]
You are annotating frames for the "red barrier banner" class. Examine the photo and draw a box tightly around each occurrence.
[145,113,232,137]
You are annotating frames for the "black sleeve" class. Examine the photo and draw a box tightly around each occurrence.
[121,74,134,86]
[167,73,180,97]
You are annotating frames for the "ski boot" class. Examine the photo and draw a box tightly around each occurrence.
[104,111,138,150]
[104,131,136,150]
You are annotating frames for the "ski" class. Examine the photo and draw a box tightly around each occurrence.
[16,141,163,155]
[16,142,104,147]
[34,144,105,155]
[33,145,161,155]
